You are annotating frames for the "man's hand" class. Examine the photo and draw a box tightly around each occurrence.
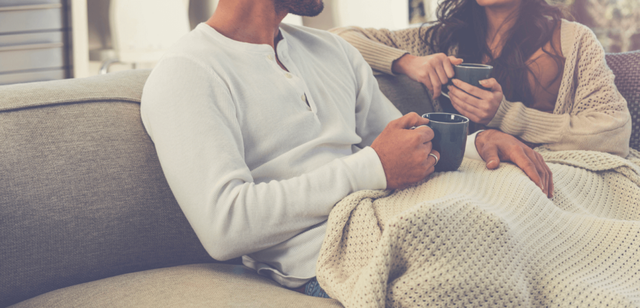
[475,129,554,198]
[371,113,440,190]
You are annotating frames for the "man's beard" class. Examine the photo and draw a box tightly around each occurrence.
[276,0,324,17]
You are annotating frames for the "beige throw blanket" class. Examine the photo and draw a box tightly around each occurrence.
[317,149,640,307]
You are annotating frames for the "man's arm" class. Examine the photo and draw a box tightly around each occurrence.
[337,34,440,189]
[141,57,388,261]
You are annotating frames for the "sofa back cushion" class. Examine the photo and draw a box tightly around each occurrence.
[606,51,640,151]
[374,73,434,115]
[0,70,215,307]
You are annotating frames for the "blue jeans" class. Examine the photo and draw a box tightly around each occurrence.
[302,277,330,298]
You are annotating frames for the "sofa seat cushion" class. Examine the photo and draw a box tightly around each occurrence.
[11,263,342,308]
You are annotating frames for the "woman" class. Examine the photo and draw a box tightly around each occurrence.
[330,0,632,157]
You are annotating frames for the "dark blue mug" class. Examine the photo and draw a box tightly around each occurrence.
[422,112,469,172]
[441,63,493,98]
[453,63,493,89]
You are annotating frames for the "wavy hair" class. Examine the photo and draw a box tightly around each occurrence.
[423,0,567,106]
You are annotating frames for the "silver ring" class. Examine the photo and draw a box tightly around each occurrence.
[429,153,439,166]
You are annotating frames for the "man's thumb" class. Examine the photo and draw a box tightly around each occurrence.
[481,145,501,170]
[485,157,500,169]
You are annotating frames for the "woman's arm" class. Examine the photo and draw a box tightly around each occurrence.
[329,26,429,75]
[486,23,631,157]
[331,26,462,99]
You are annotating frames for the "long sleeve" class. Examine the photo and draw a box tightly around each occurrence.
[334,34,404,148]
[329,26,430,75]
[486,21,631,157]
[141,56,393,262]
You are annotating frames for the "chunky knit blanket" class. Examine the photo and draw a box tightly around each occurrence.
[317,149,640,307]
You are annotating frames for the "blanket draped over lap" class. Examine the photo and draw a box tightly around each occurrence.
[317,149,640,307]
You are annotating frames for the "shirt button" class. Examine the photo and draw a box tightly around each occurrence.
[285,73,293,79]
[267,55,274,60]
[301,95,306,102]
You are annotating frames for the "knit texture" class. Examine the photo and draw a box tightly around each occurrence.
[317,149,640,307]
[331,20,632,157]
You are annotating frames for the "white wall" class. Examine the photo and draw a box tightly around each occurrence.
[87,0,217,74]
[87,0,412,52]
[303,0,411,30]
[85,0,419,75]
[332,0,409,30]
[88,0,216,52]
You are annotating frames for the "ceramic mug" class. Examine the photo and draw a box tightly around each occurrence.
[453,63,493,89]
[422,112,469,172]
[441,63,493,98]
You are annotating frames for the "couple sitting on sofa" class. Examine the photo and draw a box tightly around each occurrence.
[140,0,638,305]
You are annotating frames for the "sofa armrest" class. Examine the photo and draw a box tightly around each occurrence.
[606,51,640,151]
[0,71,222,307]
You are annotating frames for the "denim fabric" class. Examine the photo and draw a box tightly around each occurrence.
[304,278,330,298]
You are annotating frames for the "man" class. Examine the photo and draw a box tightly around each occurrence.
[140,0,552,297]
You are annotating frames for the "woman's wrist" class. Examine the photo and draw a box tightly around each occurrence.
[391,53,415,75]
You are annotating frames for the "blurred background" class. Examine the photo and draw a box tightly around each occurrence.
[411,0,640,53]
[0,0,637,86]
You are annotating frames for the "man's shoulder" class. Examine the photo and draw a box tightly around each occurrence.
[162,23,224,60]
[280,23,362,62]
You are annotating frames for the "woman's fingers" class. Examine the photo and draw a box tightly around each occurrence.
[406,53,461,99]
[448,87,483,123]
[478,78,502,93]
[429,72,443,98]
[434,62,449,85]
[447,79,503,125]
[534,151,554,198]
[451,79,488,100]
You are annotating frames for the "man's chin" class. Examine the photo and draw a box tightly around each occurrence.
[289,1,324,17]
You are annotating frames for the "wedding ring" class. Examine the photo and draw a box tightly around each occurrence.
[429,153,439,166]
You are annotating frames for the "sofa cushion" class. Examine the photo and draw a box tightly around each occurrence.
[606,51,640,151]
[374,72,434,116]
[0,70,223,307]
[10,263,342,308]
[0,69,427,307]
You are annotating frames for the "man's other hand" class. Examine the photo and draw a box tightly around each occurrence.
[475,129,554,198]
[371,112,440,190]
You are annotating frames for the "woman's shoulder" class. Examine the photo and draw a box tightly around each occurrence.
[331,24,434,57]
[560,19,592,35]
[559,19,600,55]
[364,25,429,48]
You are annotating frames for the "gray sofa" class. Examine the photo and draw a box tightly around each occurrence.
[2,51,639,307]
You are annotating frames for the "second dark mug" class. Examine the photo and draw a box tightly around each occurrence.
[422,112,469,172]
[452,63,493,89]
[441,63,493,98]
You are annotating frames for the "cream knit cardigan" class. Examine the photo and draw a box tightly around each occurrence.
[330,20,632,157]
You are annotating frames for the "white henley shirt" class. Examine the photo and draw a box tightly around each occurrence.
[141,23,482,288]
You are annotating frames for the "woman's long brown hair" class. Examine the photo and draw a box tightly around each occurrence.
[423,0,567,106]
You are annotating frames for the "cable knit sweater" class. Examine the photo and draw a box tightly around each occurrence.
[330,20,632,157]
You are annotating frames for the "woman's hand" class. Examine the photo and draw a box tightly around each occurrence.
[447,78,503,125]
[392,53,463,99]
[475,129,553,198]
